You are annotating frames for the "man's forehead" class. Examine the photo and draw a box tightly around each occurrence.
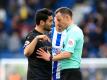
[55,12,65,19]
[55,12,62,17]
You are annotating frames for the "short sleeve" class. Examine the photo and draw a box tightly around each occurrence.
[23,33,35,48]
[63,32,77,54]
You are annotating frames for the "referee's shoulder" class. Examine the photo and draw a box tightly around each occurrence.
[74,25,83,32]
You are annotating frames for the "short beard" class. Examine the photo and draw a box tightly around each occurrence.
[44,27,51,32]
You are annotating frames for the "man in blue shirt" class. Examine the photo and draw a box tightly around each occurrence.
[52,17,65,80]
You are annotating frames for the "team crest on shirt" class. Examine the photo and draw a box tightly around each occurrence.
[68,39,75,47]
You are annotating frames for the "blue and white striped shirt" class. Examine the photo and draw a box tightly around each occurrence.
[51,27,65,80]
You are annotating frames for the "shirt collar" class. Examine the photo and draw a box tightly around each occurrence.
[66,23,74,32]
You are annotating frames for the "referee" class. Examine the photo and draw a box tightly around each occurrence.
[37,7,84,80]
[24,8,53,80]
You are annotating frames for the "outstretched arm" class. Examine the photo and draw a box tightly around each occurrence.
[37,48,71,61]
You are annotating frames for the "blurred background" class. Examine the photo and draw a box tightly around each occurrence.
[0,0,107,80]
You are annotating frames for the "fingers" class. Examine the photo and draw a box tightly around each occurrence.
[36,48,50,61]
[36,55,43,58]
[43,35,50,41]
[47,37,51,42]
[39,48,46,52]
[36,48,46,56]
[37,49,43,53]
[41,35,50,41]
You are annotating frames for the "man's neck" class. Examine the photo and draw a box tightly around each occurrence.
[66,20,73,28]
[35,25,45,33]
[56,27,63,32]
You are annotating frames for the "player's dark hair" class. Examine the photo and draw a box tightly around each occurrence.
[55,7,72,18]
[35,8,53,25]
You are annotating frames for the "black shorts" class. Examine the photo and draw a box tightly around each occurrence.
[60,68,82,80]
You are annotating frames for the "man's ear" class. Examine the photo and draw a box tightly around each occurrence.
[40,20,45,26]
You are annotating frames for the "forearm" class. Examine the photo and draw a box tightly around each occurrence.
[24,37,38,56]
[52,51,71,61]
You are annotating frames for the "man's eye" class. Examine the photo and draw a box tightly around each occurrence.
[50,20,53,22]
[57,19,60,22]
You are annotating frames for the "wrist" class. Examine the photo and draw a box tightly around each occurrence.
[49,55,53,61]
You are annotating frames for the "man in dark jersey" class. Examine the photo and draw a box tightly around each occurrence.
[24,8,53,80]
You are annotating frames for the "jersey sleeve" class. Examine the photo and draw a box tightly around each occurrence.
[63,32,77,54]
[23,33,35,49]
